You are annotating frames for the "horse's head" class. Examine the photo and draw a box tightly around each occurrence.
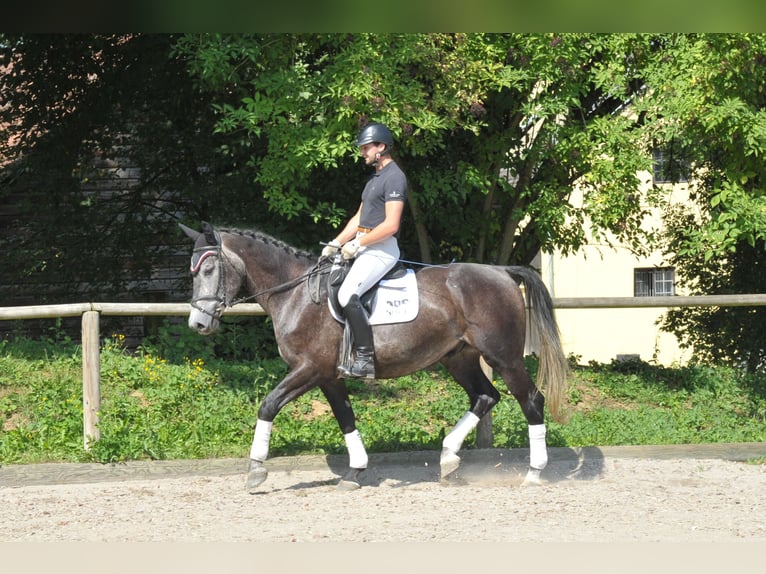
[180,221,244,335]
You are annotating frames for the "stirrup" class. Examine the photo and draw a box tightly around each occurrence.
[340,350,375,379]
[348,359,375,379]
[337,363,375,379]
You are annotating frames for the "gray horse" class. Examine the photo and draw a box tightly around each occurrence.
[181,222,568,491]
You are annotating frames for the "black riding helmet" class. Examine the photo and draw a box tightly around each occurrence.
[355,122,394,150]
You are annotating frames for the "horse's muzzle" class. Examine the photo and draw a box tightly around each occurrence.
[188,306,220,335]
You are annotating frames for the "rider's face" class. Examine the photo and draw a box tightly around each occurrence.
[359,142,385,165]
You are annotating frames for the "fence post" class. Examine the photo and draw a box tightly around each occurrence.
[475,357,494,448]
[81,310,101,450]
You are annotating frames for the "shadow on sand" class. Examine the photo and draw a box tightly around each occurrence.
[312,446,607,490]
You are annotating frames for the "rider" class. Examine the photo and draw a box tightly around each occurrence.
[321,122,408,379]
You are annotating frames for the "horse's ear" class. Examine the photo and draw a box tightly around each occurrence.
[179,222,200,242]
[201,221,217,245]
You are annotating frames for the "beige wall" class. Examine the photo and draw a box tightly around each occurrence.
[537,177,695,366]
[540,248,693,366]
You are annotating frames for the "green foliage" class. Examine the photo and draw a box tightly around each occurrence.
[90,334,274,463]
[642,34,766,262]
[175,33,659,265]
[140,317,279,364]
[550,359,766,446]
[1,338,764,465]
[660,230,766,373]
[0,34,293,311]
[5,32,766,308]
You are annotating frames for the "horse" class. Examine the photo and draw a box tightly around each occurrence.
[181,221,569,492]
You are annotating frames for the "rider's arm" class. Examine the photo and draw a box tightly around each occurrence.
[333,204,363,245]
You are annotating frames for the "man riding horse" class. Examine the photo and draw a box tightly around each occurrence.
[320,122,407,380]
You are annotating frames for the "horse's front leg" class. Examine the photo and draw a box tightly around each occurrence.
[321,381,368,491]
[245,420,272,492]
[245,365,321,493]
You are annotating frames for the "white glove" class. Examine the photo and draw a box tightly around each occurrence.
[321,240,341,258]
[341,239,361,259]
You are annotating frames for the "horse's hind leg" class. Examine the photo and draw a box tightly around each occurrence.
[439,349,501,480]
[497,358,548,485]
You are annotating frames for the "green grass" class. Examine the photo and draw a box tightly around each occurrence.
[1,334,765,465]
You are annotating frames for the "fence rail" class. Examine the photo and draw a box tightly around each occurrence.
[553,294,766,308]
[0,302,265,320]
[2,294,765,451]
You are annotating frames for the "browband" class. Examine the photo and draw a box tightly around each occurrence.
[190,248,218,274]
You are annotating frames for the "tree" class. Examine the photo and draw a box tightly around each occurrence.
[638,34,766,262]
[637,34,766,372]
[175,33,660,265]
[0,34,273,308]
[5,32,765,374]
[662,214,766,372]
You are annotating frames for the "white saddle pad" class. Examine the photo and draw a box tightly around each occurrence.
[330,268,419,325]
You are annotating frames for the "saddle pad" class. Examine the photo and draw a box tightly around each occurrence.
[329,268,419,326]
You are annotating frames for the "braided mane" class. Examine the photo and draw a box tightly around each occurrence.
[219,227,315,263]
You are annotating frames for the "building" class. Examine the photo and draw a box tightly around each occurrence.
[537,160,695,366]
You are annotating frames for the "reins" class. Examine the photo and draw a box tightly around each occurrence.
[190,244,334,324]
[230,258,334,306]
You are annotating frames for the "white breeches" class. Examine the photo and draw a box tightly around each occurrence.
[337,235,399,308]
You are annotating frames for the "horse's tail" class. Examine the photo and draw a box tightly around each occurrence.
[506,266,569,423]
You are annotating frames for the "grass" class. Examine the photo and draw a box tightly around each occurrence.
[1,332,765,465]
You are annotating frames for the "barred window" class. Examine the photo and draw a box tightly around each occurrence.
[634,267,675,297]
[652,149,688,184]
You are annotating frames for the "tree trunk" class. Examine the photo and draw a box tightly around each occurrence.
[407,187,432,264]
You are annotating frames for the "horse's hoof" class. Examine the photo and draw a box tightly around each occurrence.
[337,468,364,491]
[245,459,268,493]
[521,467,543,486]
[337,479,361,491]
[440,447,461,480]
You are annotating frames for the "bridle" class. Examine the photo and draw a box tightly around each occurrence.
[189,235,334,323]
[189,235,232,322]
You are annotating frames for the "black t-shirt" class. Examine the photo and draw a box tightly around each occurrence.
[359,161,407,229]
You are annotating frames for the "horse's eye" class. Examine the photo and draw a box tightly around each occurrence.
[202,264,215,278]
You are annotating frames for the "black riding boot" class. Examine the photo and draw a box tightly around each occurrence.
[339,294,376,379]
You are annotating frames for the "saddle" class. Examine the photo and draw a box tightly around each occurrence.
[326,257,419,326]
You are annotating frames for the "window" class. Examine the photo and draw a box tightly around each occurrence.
[634,267,675,297]
[652,149,688,184]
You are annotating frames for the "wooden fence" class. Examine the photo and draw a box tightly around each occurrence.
[2,294,766,452]
[0,302,265,450]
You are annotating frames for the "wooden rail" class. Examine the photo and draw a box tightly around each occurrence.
[552,294,766,308]
[2,294,765,451]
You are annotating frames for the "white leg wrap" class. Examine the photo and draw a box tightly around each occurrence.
[249,419,273,462]
[442,411,481,454]
[344,429,368,469]
[528,423,548,470]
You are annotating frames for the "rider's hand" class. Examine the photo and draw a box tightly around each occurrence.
[341,239,361,260]
[321,240,341,258]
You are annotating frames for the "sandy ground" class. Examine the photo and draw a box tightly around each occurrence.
[2,445,765,544]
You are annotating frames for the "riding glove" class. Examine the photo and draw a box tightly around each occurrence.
[341,239,361,259]
[321,240,341,258]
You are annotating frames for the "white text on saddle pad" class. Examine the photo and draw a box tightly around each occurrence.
[330,269,419,325]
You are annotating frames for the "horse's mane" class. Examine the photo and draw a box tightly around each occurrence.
[219,227,315,263]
